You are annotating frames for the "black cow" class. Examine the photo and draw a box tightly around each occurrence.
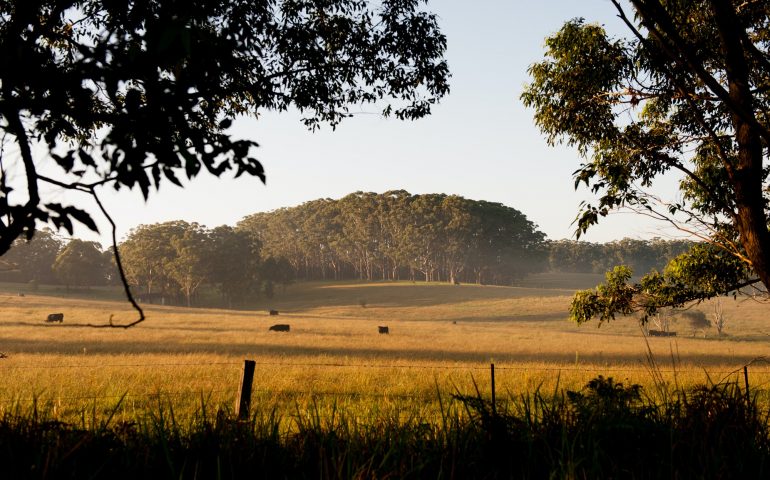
[269,324,290,332]
[46,313,64,323]
[378,326,389,334]
[648,329,676,337]
[268,309,279,316]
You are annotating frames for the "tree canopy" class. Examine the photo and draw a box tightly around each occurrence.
[522,0,770,323]
[238,191,548,285]
[52,239,109,288]
[0,0,449,254]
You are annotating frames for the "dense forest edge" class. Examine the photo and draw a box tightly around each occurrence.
[0,191,693,308]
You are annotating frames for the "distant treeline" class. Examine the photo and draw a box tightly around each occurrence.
[546,238,694,275]
[0,191,695,307]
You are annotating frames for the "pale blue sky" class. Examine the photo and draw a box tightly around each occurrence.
[55,0,686,245]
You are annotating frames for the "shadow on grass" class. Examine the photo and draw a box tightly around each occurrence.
[0,335,765,367]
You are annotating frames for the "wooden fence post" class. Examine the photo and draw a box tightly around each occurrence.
[236,359,256,420]
[490,362,496,417]
[744,365,750,405]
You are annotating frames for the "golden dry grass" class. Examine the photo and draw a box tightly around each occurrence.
[1,275,770,423]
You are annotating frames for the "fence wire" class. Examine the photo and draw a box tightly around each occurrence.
[1,357,768,406]
[0,359,765,374]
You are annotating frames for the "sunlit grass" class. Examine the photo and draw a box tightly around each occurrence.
[1,276,770,424]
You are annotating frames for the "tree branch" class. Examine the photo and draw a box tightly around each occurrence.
[630,0,770,146]
[0,106,40,255]
[611,0,740,224]
[90,187,145,328]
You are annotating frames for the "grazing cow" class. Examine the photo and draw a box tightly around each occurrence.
[378,326,389,334]
[46,313,64,323]
[268,309,279,316]
[648,329,676,337]
[269,324,290,332]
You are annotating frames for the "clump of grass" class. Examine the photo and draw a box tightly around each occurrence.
[2,377,769,478]
[455,375,770,478]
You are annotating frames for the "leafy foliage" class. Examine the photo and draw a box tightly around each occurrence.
[523,1,770,323]
[570,244,752,324]
[0,0,449,255]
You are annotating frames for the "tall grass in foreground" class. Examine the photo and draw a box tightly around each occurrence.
[2,376,768,479]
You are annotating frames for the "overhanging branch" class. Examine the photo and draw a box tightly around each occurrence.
[90,187,145,328]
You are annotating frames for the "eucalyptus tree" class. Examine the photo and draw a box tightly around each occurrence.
[237,191,547,285]
[406,193,445,282]
[546,240,603,274]
[120,221,190,300]
[338,192,383,280]
[440,195,477,285]
[299,199,342,280]
[469,200,546,284]
[166,222,211,307]
[208,226,260,307]
[0,228,61,284]
[52,239,107,289]
[522,0,770,323]
[377,190,416,280]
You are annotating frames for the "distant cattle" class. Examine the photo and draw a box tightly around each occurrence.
[269,324,290,332]
[378,326,389,334]
[268,309,279,316]
[46,313,64,323]
[17,293,24,297]
[648,329,676,337]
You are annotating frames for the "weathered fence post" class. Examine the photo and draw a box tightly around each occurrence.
[490,362,496,417]
[743,365,750,405]
[236,360,256,420]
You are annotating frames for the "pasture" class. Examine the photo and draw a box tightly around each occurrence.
[1,273,770,425]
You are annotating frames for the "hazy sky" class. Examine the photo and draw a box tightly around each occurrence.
[46,0,687,245]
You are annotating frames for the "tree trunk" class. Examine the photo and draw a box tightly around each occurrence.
[712,0,770,289]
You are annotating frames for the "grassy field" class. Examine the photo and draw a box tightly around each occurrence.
[1,273,770,425]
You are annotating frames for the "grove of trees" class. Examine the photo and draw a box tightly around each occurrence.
[0,229,115,288]
[0,191,700,309]
[119,221,270,307]
[238,191,547,285]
